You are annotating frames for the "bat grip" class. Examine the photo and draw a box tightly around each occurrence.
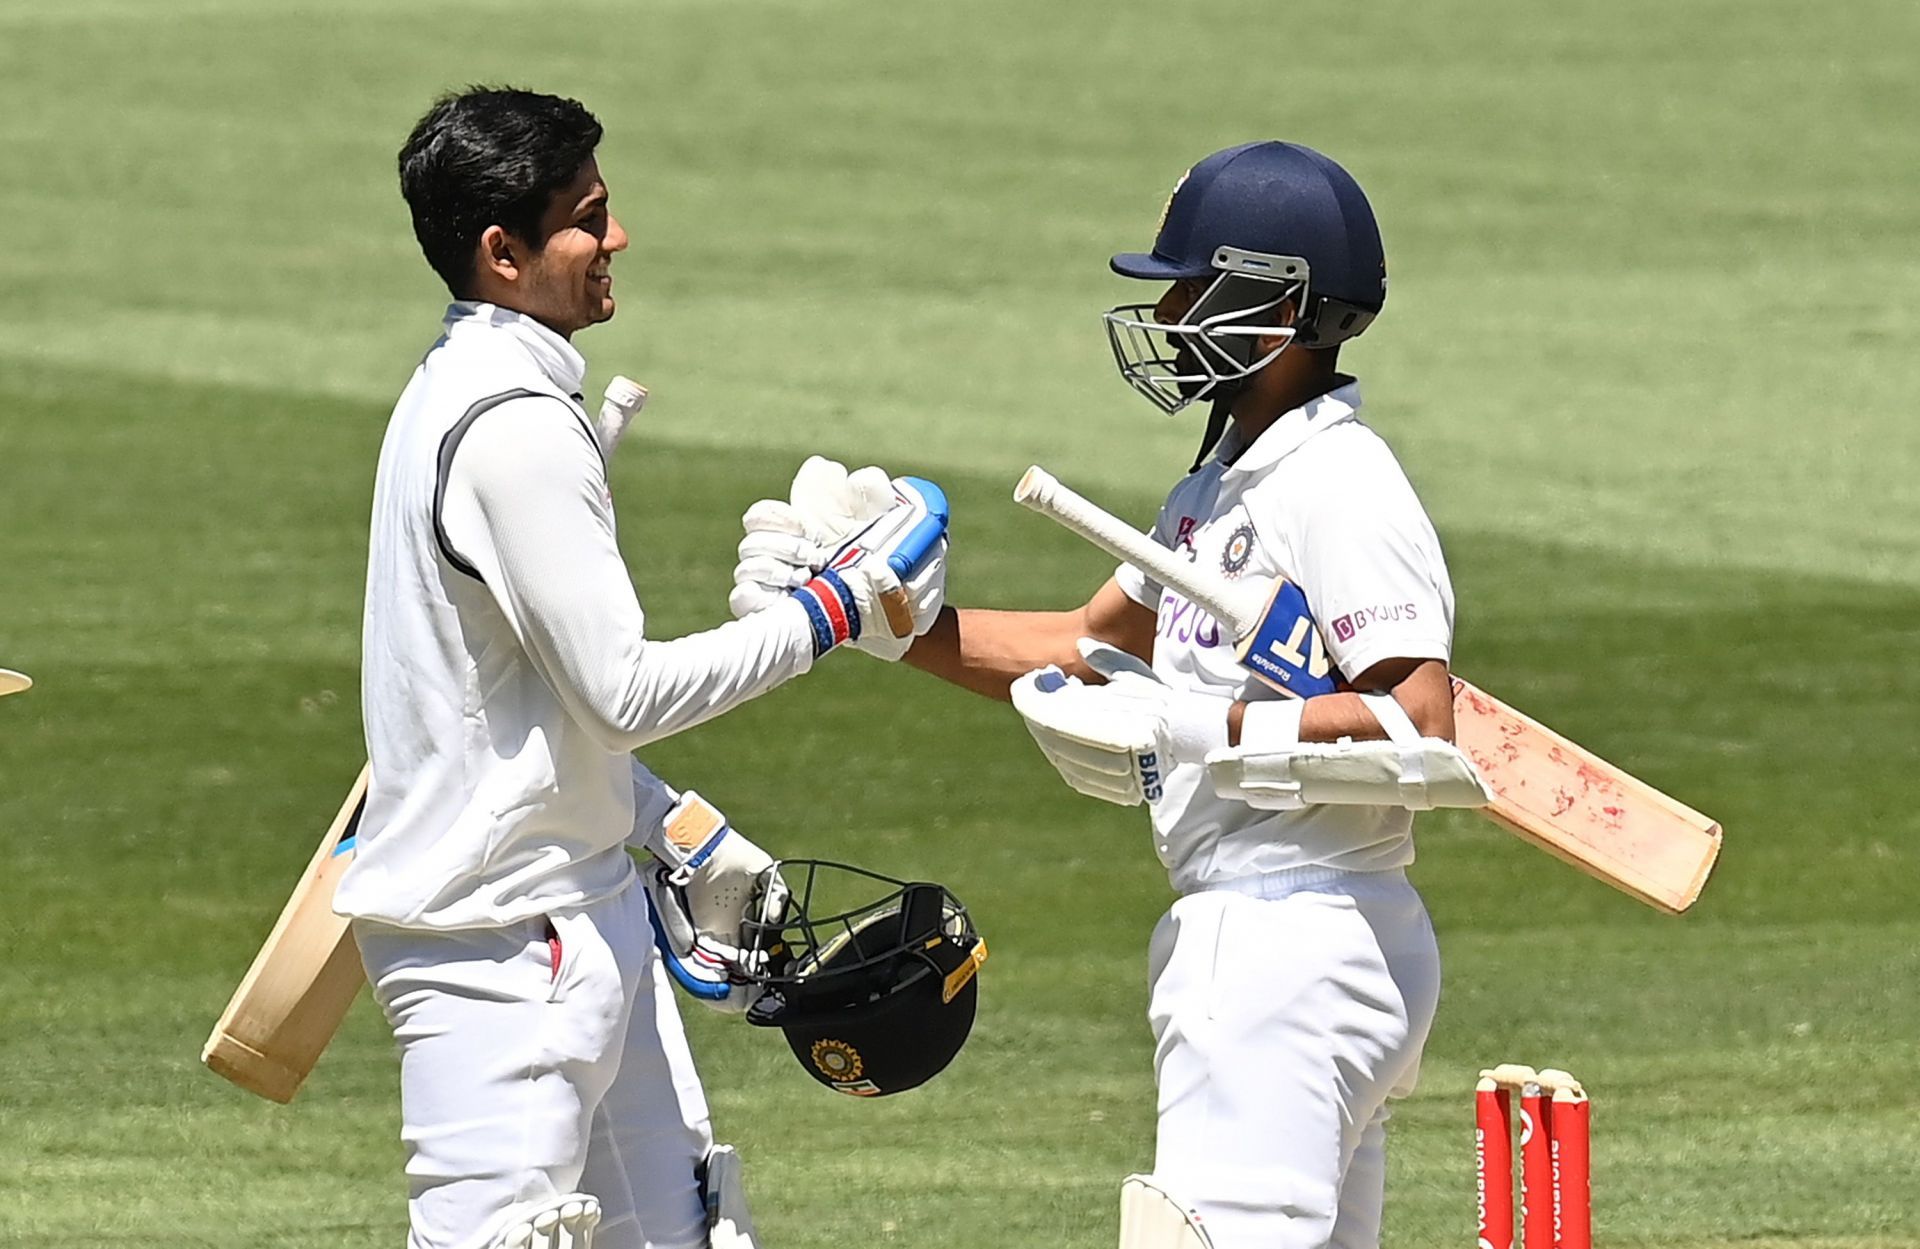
[877,476,950,639]
[1014,465,1262,635]
[886,477,950,577]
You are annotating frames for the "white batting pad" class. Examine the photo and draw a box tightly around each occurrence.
[491,1192,601,1249]
[1119,1174,1213,1249]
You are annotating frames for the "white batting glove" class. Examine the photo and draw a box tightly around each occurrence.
[1008,640,1231,806]
[729,457,896,618]
[729,502,817,615]
[836,499,947,661]
[790,454,899,541]
[640,791,789,1014]
[784,516,948,661]
[730,458,948,661]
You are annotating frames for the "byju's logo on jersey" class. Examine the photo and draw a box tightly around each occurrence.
[1329,602,1419,642]
[1158,591,1221,649]
[1220,522,1257,578]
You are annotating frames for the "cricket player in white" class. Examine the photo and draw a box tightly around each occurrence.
[340,89,944,1249]
[733,142,1448,1249]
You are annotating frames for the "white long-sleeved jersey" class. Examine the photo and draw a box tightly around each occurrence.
[336,302,817,929]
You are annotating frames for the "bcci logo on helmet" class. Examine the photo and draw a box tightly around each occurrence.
[742,861,988,1099]
[810,1038,864,1082]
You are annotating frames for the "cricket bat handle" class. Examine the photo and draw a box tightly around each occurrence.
[595,376,648,455]
[876,476,950,638]
[1014,466,1265,635]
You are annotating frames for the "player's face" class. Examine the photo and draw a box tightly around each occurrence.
[1154,278,1207,326]
[1156,278,1211,397]
[516,158,630,338]
[1156,274,1302,408]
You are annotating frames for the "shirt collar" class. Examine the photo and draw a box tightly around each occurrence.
[442,301,587,397]
[1217,378,1363,478]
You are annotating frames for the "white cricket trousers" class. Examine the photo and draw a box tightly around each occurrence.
[1147,867,1441,1249]
[353,883,714,1249]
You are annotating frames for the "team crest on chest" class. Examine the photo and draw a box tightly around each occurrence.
[1220,522,1257,578]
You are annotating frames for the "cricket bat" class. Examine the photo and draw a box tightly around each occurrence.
[1013,466,1722,914]
[202,764,368,1102]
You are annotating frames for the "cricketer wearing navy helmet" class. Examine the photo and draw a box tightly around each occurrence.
[1105,140,1389,467]
[731,139,1457,1249]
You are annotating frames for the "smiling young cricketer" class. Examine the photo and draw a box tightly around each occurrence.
[342,88,945,1249]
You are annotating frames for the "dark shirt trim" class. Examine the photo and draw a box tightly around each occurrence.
[432,389,602,583]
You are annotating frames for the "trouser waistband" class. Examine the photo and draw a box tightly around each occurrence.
[1190,865,1407,900]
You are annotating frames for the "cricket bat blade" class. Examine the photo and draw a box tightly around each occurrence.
[202,765,369,1102]
[1452,682,1721,913]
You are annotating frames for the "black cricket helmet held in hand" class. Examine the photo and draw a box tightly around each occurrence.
[742,860,987,1098]
[1104,140,1388,416]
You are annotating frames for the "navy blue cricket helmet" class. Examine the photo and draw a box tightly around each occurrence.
[742,860,987,1098]
[1104,141,1387,416]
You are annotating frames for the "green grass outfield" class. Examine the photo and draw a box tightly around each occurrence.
[2,1,1917,1246]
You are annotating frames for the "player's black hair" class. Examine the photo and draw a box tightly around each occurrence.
[398,87,604,296]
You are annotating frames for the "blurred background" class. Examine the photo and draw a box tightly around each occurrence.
[1,1,1915,1245]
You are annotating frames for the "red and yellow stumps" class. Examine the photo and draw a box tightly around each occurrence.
[1549,1081,1591,1249]
[1477,1065,1589,1249]
[1520,1080,1554,1249]
[1475,1077,1515,1249]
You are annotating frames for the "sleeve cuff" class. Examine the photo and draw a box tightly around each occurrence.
[1114,562,1160,610]
[1333,635,1451,683]
[625,761,681,849]
[770,597,820,673]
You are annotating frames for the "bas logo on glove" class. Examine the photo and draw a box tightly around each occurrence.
[1023,667,1165,802]
[1009,640,1231,808]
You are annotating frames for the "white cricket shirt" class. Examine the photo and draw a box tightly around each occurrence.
[337,302,817,929]
[1114,380,1455,890]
